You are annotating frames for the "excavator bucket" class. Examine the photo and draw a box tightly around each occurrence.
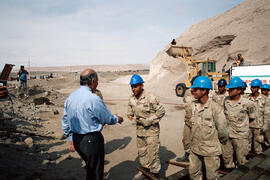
[167,46,193,58]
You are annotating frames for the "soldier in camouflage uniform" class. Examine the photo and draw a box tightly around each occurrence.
[177,78,197,162]
[176,89,193,162]
[187,76,229,180]
[261,84,270,146]
[222,77,255,169]
[127,74,165,178]
[248,79,269,154]
[261,84,270,98]
[212,79,229,106]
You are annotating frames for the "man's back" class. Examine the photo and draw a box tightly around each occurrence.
[62,86,118,141]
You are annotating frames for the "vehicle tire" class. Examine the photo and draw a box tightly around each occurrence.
[175,83,186,97]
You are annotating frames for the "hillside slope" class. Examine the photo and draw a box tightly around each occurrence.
[147,0,270,98]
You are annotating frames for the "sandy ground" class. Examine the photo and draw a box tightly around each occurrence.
[0,71,186,180]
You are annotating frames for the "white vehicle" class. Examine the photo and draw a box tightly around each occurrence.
[231,64,270,93]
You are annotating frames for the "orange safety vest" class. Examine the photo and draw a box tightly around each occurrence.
[237,59,241,66]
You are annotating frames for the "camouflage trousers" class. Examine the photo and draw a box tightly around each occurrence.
[137,135,161,173]
[182,124,191,153]
[263,123,270,146]
[221,138,249,168]
[189,151,220,180]
[249,128,263,154]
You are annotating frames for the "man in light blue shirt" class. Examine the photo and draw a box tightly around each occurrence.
[62,69,123,180]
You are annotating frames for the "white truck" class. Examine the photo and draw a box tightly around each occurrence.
[231,64,270,93]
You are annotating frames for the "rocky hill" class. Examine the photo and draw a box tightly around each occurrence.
[147,0,270,98]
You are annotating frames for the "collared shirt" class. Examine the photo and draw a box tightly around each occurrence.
[127,91,165,137]
[248,94,267,128]
[224,96,255,139]
[212,91,229,107]
[62,86,119,141]
[188,98,228,156]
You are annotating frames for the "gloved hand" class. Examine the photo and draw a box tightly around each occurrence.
[136,118,153,127]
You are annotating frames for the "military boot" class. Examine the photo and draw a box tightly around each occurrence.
[176,153,189,162]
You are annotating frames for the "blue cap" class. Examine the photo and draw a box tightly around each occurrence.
[130,74,144,85]
[226,77,244,89]
[250,79,262,87]
[190,76,213,89]
[218,79,227,87]
[261,84,270,90]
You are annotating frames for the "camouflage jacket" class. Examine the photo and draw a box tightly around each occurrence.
[128,91,165,137]
[263,95,270,123]
[224,96,255,139]
[183,89,194,127]
[188,99,229,156]
[248,94,268,128]
[183,89,194,104]
[212,91,229,107]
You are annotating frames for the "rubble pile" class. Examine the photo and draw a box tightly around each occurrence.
[0,84,69,179]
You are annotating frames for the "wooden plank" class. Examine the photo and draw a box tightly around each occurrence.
[166,161,189,168]
[137,166,157,180]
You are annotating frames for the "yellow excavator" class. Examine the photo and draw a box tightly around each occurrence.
[167,45,229,97]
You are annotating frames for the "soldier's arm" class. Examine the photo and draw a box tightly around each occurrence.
[263,98,270,123]
[263,98,270,131]
[213,103,229,144]
[148,96,165,125]
[184,103,192,127]
[127,99,134,121]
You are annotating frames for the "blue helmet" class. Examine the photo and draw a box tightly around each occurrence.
[129,74,144,85]
[217,79,227,87]
[250,79,262,87]
[226,77,244,89]
[190,76,213,89]
[261,84,270,90]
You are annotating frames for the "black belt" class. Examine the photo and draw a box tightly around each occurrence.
[86,131,101,135]
[74,131,101,136]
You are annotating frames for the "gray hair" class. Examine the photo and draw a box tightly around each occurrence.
[80,71,98,86]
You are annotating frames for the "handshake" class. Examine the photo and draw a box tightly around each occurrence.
[115,114,124,124]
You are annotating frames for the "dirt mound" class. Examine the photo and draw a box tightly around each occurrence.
[177,0,270,67]
[147,51,187,99]
[148,0,270,97]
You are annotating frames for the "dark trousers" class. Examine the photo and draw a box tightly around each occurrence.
[73,132,104,180]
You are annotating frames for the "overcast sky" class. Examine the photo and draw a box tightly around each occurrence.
[0,0,244,70]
